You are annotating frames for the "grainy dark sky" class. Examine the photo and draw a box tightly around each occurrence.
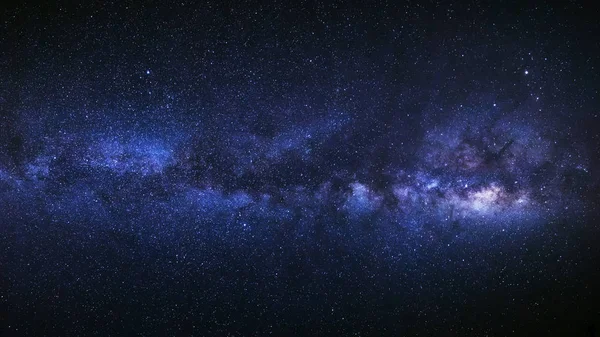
[1,1,599,336]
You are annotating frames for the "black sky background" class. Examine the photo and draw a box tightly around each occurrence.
[1,1,600,336]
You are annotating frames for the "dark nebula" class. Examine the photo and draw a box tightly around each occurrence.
[1,1,600,336]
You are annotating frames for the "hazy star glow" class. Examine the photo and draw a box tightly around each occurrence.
[1,1,599,336]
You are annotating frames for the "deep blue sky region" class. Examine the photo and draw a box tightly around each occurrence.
[1,1,600,336]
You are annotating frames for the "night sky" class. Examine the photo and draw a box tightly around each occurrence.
[1,1,600,336]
